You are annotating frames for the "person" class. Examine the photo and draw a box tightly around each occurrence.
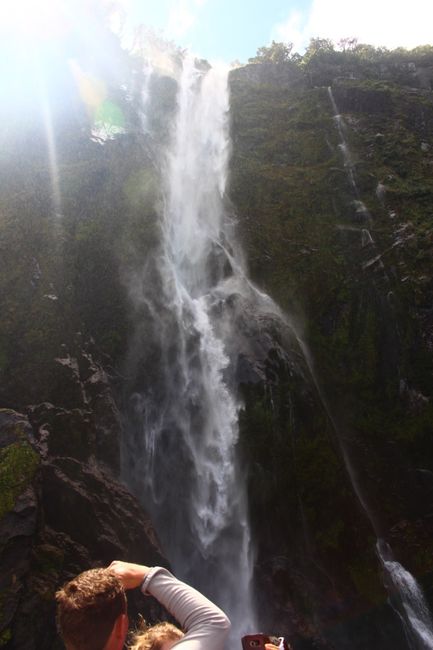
[128,620,184,650]
[55,567,128,650]
[55,561,230,650]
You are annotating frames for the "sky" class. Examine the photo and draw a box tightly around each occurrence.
[121,0,433,64]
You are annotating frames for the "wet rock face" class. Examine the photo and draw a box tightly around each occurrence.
[229,58,433,645]
[39,343,122,473]
[230,62,304,89]
[1,48,432,649]
[0,411,40,648]
[332,84,393,115]
[0,347,166,649]
[209,291,304,386]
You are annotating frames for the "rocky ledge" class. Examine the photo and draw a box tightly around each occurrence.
[0,346,166,650]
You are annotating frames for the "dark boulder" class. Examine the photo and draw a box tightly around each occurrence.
[0,397,166,649]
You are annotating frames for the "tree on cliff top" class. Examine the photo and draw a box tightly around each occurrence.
[248,40,295,65]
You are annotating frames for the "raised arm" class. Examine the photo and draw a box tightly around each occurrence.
[108,562,230,650]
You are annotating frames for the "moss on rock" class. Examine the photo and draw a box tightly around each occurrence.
[229,55,433,634]
[0,434,39,521]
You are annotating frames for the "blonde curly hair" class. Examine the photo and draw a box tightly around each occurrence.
[129,620,184,650]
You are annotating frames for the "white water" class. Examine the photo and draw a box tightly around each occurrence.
[139,59,153,133]
[162,57,230,292]
[328,88,392,279]
[161,57,239,553]
[327,86,371,220]
[127,55,256,639]
[377,540,433,649]
[327,87,358,195]
[376,181,387,203]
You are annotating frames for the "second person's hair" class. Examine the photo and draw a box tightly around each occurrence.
[129,620,184,650]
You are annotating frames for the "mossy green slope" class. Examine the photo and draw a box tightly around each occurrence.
[229,57,433,637]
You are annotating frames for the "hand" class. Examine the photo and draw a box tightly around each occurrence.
[108,561,151,590]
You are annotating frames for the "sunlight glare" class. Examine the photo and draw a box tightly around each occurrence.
[0,0,69,41]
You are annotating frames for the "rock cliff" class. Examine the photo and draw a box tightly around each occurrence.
[229,54,433,646]
[0,348,165,649]
[1,42,433,649]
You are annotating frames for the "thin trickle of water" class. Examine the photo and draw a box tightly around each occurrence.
[297,328,433,649]
[140,60,153,132]
[353,199,370,220]
[362,253,385,271]
[361,229,375,247]
[275,286,433,648]
[377,540,433,649]
[295,223,430,645]
[338,141,353,167]
[293,331,383,535]
[328,87,358,193]
[327,86,371,217]
[327,96,407,617]
[376,181,387,203]
[328,87,395,291]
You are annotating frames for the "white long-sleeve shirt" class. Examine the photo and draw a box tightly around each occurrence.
[141,567,231,650]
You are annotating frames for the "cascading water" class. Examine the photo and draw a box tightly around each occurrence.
[327,86,370,220]
[327,87,388,278]
[377,540,433,650]
[124,55,255,639]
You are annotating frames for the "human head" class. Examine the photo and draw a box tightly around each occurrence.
[129,621,184,650]
[55,568,128,650]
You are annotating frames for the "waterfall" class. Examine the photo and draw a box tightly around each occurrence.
[124,55,256,639]
[377,540,433,649]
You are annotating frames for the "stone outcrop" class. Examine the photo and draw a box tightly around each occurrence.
[0,346,166,649]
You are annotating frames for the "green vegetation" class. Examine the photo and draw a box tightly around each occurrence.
[248,37,433,71]
[0,128,162,406]
[230,43,433,620]
[248,41,295,65]
[0,441,39,520]
[0,628,12,647]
